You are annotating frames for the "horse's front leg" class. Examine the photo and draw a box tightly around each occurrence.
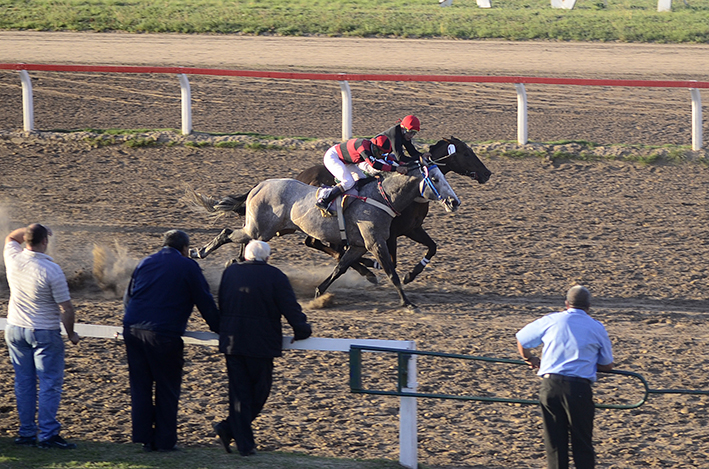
[401,226,437,284]
[367,239,416,310]
[315,245,368,297]
[305,237,378,285]
[386,234,398,268]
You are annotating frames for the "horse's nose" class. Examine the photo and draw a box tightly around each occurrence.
[448,196,461,212]
[478,171,492,184]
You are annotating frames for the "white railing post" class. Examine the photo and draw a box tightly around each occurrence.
[19,70,34,132]
[657,0,672,11]
[339,80,352,141]
[515,83,528,145]
[399,345,418,469]
[178,73,192,135]
[690,87,703,150]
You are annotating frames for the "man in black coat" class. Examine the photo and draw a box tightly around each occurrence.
[213,240,312,456]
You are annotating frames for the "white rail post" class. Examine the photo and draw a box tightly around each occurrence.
[515,83,528,145]
[339,80,353,141]
[19,70,34,132]
[178,73,192,135]
[399,345,418,469]
[690,87,703,150]
[657,0,672,11]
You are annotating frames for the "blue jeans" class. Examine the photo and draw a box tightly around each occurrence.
[5,324,65,441]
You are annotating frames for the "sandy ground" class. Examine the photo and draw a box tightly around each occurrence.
[1,32,709,468]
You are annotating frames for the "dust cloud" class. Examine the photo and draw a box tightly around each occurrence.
[92,243,139,298]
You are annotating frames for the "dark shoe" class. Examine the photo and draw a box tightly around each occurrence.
[315,186,343,210]
[14,435,37,446]
[157,445,180,452]
[213,421,232,454]
[142,443,156,452]
[38,434,77,449]
[315,194,332,210]
[239,448,257,457]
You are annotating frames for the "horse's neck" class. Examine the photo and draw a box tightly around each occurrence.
[379,175,422,212]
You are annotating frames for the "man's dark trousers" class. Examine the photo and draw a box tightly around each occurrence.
[124,327,184,451]
[540,376,595,469]
[225,355,274,455]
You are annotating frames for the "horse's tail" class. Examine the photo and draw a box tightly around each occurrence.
[183,187,248,218]
[213,193,248,216]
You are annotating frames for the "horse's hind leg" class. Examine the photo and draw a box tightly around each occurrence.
[190,228,233,259]
[191,228,252,259]
[315,246,368,297]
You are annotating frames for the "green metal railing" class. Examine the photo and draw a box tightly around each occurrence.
[349,345,709,410]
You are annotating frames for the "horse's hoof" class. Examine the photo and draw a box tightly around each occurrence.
[403,273,415,284]
[365,273,378,285]
[188,248,202,259]
[314,288,322,298]
[405,303,418,312]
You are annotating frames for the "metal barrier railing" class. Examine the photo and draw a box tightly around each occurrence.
[349,345,709,410]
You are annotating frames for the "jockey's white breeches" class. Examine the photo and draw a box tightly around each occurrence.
[323,145,366,191]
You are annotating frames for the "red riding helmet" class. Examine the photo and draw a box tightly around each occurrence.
[400,115,421,132]
[370,135,392,153]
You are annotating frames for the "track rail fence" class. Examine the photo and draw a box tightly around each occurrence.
[1,63,707,150]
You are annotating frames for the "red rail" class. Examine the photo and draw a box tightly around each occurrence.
[2,63,709,89]
[1,63,706,149]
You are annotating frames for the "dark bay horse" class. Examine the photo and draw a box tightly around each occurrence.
[189,162,460,309]
[296,137,491,284]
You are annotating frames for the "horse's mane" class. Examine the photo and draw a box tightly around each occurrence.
[429,136,466,155]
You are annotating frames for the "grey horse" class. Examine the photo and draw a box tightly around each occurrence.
[189,161,460,309]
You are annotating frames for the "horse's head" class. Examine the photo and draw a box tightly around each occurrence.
[408,160,461,213]
[429,137,492,184]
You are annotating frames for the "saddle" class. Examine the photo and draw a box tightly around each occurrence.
[315,177,391,246]
[316,177,376,216]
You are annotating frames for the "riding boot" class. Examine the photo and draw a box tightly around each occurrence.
[316,185,344,210]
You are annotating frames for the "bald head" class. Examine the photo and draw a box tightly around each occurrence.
[566,285,591,310]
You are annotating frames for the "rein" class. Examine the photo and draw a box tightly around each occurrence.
[348,164,445,218]
[342,178,399,218]
[377,178,401,216]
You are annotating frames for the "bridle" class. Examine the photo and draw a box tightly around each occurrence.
[416,163,444,201]
[431,142,482,181]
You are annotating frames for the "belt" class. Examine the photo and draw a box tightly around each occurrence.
[542,373,591,385]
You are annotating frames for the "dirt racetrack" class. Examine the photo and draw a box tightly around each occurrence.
[1,33,709,469]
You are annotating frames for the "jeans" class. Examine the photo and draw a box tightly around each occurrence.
[4,324,65,442]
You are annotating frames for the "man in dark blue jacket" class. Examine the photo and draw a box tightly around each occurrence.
[123,230,220,452]
[213,240,311,456]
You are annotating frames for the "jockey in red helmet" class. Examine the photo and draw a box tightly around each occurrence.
[315,135,406,210]
[376,115,431,165]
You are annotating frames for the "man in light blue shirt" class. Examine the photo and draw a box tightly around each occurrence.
[516,285,613,469]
